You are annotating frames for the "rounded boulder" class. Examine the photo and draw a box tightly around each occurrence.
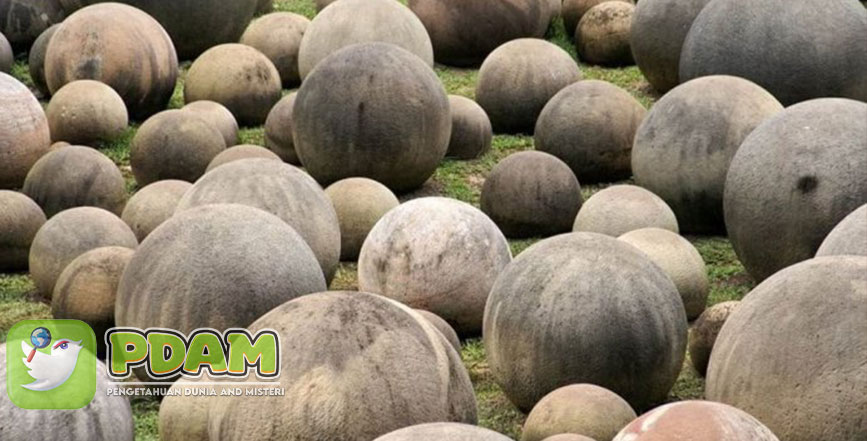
[573,185,678,237]
[563,0,632,37]
[240,12,309,88]
[613,401,779,441]
[0,73,51,189]
[27,24,60,96]
[688,300,738,377]
[206,144,281,172]
[816,204,867,257]
[0,31,11,72]
[182,100,239,148]
[447,95,492,160]
[0,0,64,52]
[120,180,191,242]
[0,191,46,271]
[521,384,637,441]
[375,423,511,441]
[324,177,399,261]
[263,92,299,164]
[542,436,596,441]
[46,80,128,145]
[576,2,635,66]
[414,309,461,354]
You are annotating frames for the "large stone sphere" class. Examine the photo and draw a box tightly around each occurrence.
[724,98,867,282]
[205,292,477,440]
[573,185,679,237]
[0,31,10,72]
[680,0,867,105]
[176,159,341,283]
[521,384,637,441]
[0,73,51,189]
[576,2,635,66]
[0,0,64,52]
[22,146,126,218]
[264,92,299,164]
[447,95,492,160]
[324,177,400,261]
[359,197,512,336]
[563,0,632,37]
[46,80,128,145]
[375,423,512,441]
[121,180,190,242]
[613,401,780,441]
[632,76,782,234]
[0,191,46,271]
[483,233,688,412]
[240,12,309,88]
[706,256,867,441]
[182,100,239,148]
[535,80,646,183]
[205,144,280,172]
[414,309,461,354]
[816,204,867,257]
[688,300,738,377]
[481,151,583,238]
[29,206,137,297]
[294,43,450,193]
[28,24,59,96]
[45,3,178,120]
[184,44,281,126]
[476,38,582,134]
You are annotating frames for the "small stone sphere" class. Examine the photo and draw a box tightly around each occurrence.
[120,180,191,242]
[0,191,46,271]
[476,38,582,134]
[46,80,128,145]
[264,92,299,164]
[576,2,635,66]
[563,0,633,37]
[535,80,646,183]
[632,76,782,234]
[817,204,867,257]
[294,43,450,193]
[27,24,59,96]
[22,146,126,218]
[0,0,64,52]
[612,401,780,441]
[206,144,281,172]
[414,309,461,354]
[447,95,492,160]
[706,256,867,441]
[240,12,309,88]
[484,233,687,412]
[0,73,51,189]
[573,185,679,237]
[724,98,867,282]
[324,177,399,261]
[50,141,70,150]
[130,109,226,186]
[359,197,512,336]
[29,206,137,297]
[184,44,281,126]
[182,100,239,147]
[521,384,637,441]
[542,435,596,441]
[374,423,511,441]
[297,0,433,80]
[45,3,178,120]
[0,31,11,72]
[688,301,738,377]
[481,151,583,238]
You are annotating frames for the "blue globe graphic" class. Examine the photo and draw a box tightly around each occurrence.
[30,327,51,348]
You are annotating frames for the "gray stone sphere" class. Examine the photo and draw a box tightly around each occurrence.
[0,0,64,52]
[481,151,583,238]
[447,95,492,160]
[522,384,637,441]
[613,401,780,441]
[27,24,59,96]
[0,191,46,271]
[240,12,309,88]
[476,38,582,134]
[688,300,738,377]
[632,76,782,234]
[375,423,511,441]
[576,2,635,66]
[679,0,867,105]
[359,197,512,336]
[0,73,51,189]
[414,309,462,354]
[46,80,128,145]
[483,233,688,412]
[324,177,399,261]
[120,180,191,242]
[0,31,10,72]
[182,100,239,148]
[563,0,633,38]
[264,92,299,164]
[535,80,646,183]
[22,146,126,218]
[724,98,867,282]
[542,435,596,441]
[29,206,137,297]
[205,144,281,172]
[706,256,867,441]
[294,43,450,193]
[817,204,867,257]
[573,185,679,237]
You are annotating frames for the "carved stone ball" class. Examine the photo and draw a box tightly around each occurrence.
[563,0,632,37]
[46,80,128,145]
[576,1,635,66]
[182,100,239,148]
[120,180,191,242]
[414,309,461,354]
[688,300,738,377]
[324,177,399,261]
[206,144,281,172]
[521,384,637,441]
[0,72,51,189]
[612,401,779,441]
[0,31,10,72]
[816,204,867,257]
[573,185,678,237]
[0,191,46,271]
[447,95,492,160]
[374,423,512,441]
[264,92,299,164]
[240,12,309,88]
[27,24,59,96]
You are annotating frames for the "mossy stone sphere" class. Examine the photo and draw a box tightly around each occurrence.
[522,384,637,441]
[324,177,399,261]
[563,0,632,37]
[816,204,867,257]
[240,12,309,88]
[0,0,64,52]
[613,401,779,441]
[0,31,11,72]
[120,180,191,242]
[573,185,678,237]
[375,423,512,441]
[0,73,51,189]
[688,300,738,377]
[447,95,492,160]
[414,309,461,354]
[205,144,280,172]
[264,92,299,164]
[46,80,128,145]
[182,100,239,148]
[27,24,59,96]
[576,2,635,66]
[0,191,46,271]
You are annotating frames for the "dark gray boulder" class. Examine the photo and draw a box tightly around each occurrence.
[28,24,60,95]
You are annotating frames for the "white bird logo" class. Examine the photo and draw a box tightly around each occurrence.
[20,339,84,391]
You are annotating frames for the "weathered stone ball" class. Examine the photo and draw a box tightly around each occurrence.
[294,43,450,192]
[816,204,867,257]
[264,92,299,164]
[0,0,64,52]
[324,177,399,261]
[563,0,632,37]
[27,24,59,96]
[206,144,280,172]
[612,401,780,441]
[45,3,178,120]
[706,256,867,441]
[481,151,583,238]
[374,423,511,441]
[573,185,678,237]
[483,233,687,412]
[576,2,635,66]
[0,73,51,189]
[50,141,70,150]
[688,300,738,377]
[29,206,137,297]
[176,159,341,283]
[680,0,867,105]
[182,100,239,148]
[130,109,226,186]
[632,76,782,234]
[22,146,126,218]
[240,12,309,88]
[46,80,128,145]
[359,197,512,336]
[521,384,637,441]
[542,435,596,441]
[476,38,582,134]
[0,31,10,72]
[0,191,46,271]
[447,95,492,160]
[724,98,867,282]
[535,80,646,183]
[414,309,461,354]
[120,180,191,242]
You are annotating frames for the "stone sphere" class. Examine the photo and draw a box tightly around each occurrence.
[256,0,272,14]
[22,146,126,218]
[535,80,646,183]
[182,100,239,148]
[28,24,59,96]
[324,177,399,261]
[414,309,461,354]
[205,292,477,440]
[521,384,637,441]
[573,185,678,237]
[176,159,341,283]
[0,0,64,52]
[706,256,867,441]
[680,0,867,105]
[120,180,191,242]
[130,109,226,186]
[46,80,128,145]
[688,300,738,377]
[613,401,780,441]
[184,44,281,126]
[359,197,512,336]
[632,76,782,234]
[476,38,582,134]
[576,2,635,66]
[0,31,10,72]
[563,0,633,37]
[240,12,309,88]
[817,204,867,257]
[542,436,596,441]
[375,423,511,441]
[483,233,688,412]
[294,43,450,193]
[29,206,137,297]
[724,98,867,282]
[206,144,281,172]
[45,3,178,120]
[481,151,583,238]
[447,95,492,160]
[0,191,46,271]
[264,92,299,164]
[0,73,51,189]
